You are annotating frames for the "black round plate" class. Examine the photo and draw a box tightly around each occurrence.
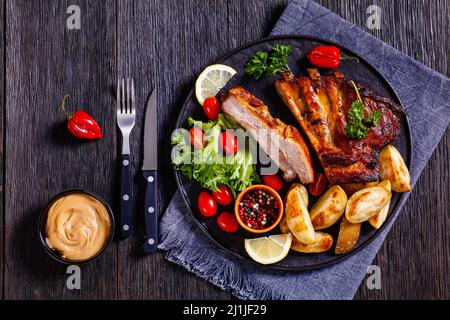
[173,35,412,271]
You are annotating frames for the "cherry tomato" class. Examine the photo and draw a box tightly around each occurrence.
[262,175,283,191]
[219,131,238,155]
[309,172,327,196]
[217,212,239,233]
[212,186,233,206]
[198,191,217,217]
[189,127,204,149]
[203,97,220,120]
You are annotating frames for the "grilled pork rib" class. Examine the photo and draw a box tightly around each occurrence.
[222,87,314,183]
[275,68,404,184]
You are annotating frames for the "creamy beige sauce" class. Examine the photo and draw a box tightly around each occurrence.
[45,193,111,261]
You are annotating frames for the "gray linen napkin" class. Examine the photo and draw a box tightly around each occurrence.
[158,0,450,299]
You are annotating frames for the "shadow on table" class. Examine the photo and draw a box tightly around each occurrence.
[11,207,67,284]
[49,121,98,146]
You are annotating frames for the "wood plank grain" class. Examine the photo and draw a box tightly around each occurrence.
[310,0,449,299]
[0,0,4,301]
[1,0,447,300]
[227,0,288,49]
[4,0,117,299]
[116,0,231,299]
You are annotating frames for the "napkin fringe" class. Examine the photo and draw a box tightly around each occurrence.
[159,219,286,300]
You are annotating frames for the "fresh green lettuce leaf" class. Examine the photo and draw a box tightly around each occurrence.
[172,114,259,196]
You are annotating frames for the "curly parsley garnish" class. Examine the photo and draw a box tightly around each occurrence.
[345,80,382,139]
[245,44,293,79]
[364,110,382,126]
[244,52,268,80]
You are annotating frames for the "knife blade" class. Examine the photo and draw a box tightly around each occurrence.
[142,89,158,253]
[142,89,158,171]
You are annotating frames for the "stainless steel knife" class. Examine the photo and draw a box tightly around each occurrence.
[142,89,158,253]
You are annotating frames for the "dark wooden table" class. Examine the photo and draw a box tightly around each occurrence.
[0,0,448,300]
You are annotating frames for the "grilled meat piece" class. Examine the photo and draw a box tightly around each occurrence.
[275,68,404,184]
[222,87,314,183]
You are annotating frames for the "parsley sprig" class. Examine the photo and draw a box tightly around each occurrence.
[245,44,293,79]
[244,52,268,80]
[345,80,382,139]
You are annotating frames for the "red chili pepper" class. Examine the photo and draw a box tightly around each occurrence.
[306,46,359,69]
[60,95,103,139]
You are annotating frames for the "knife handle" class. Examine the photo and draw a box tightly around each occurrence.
[143,170,158,253]
[119,154,133,239]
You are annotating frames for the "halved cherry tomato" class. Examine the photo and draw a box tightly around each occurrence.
[198,191,217,217]
[262,175,283,191]
[219,131,238,155]
[212,186,233,206]
[203,97,220,120]
[217,211,239,233]
[189,127,204,149]
[309,172,327,196]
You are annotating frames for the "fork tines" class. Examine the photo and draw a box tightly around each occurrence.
[117,78,135,114]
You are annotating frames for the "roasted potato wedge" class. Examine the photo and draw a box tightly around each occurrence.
[341,181,379,196]
[310,185,347,230]
[335,216,361,254]
[345,186,391,223]
[296,183,309,208]
[291,231,333,253]
[369,180,392,229]
[280,183,308,233]
[279,215,290,233]
[285,184,316,244]
[376,180,392,191]
[380,145,411,192]
[285,183,309,207]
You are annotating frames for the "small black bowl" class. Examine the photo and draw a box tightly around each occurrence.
[38,189,115,265]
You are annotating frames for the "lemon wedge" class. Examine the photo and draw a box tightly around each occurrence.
[195,64,237,105]
[244,233,292,265]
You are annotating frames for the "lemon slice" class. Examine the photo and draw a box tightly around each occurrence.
[244,233,292,265]
[195,64,237,105]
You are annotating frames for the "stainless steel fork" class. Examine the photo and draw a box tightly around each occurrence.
[117,78,136,239]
